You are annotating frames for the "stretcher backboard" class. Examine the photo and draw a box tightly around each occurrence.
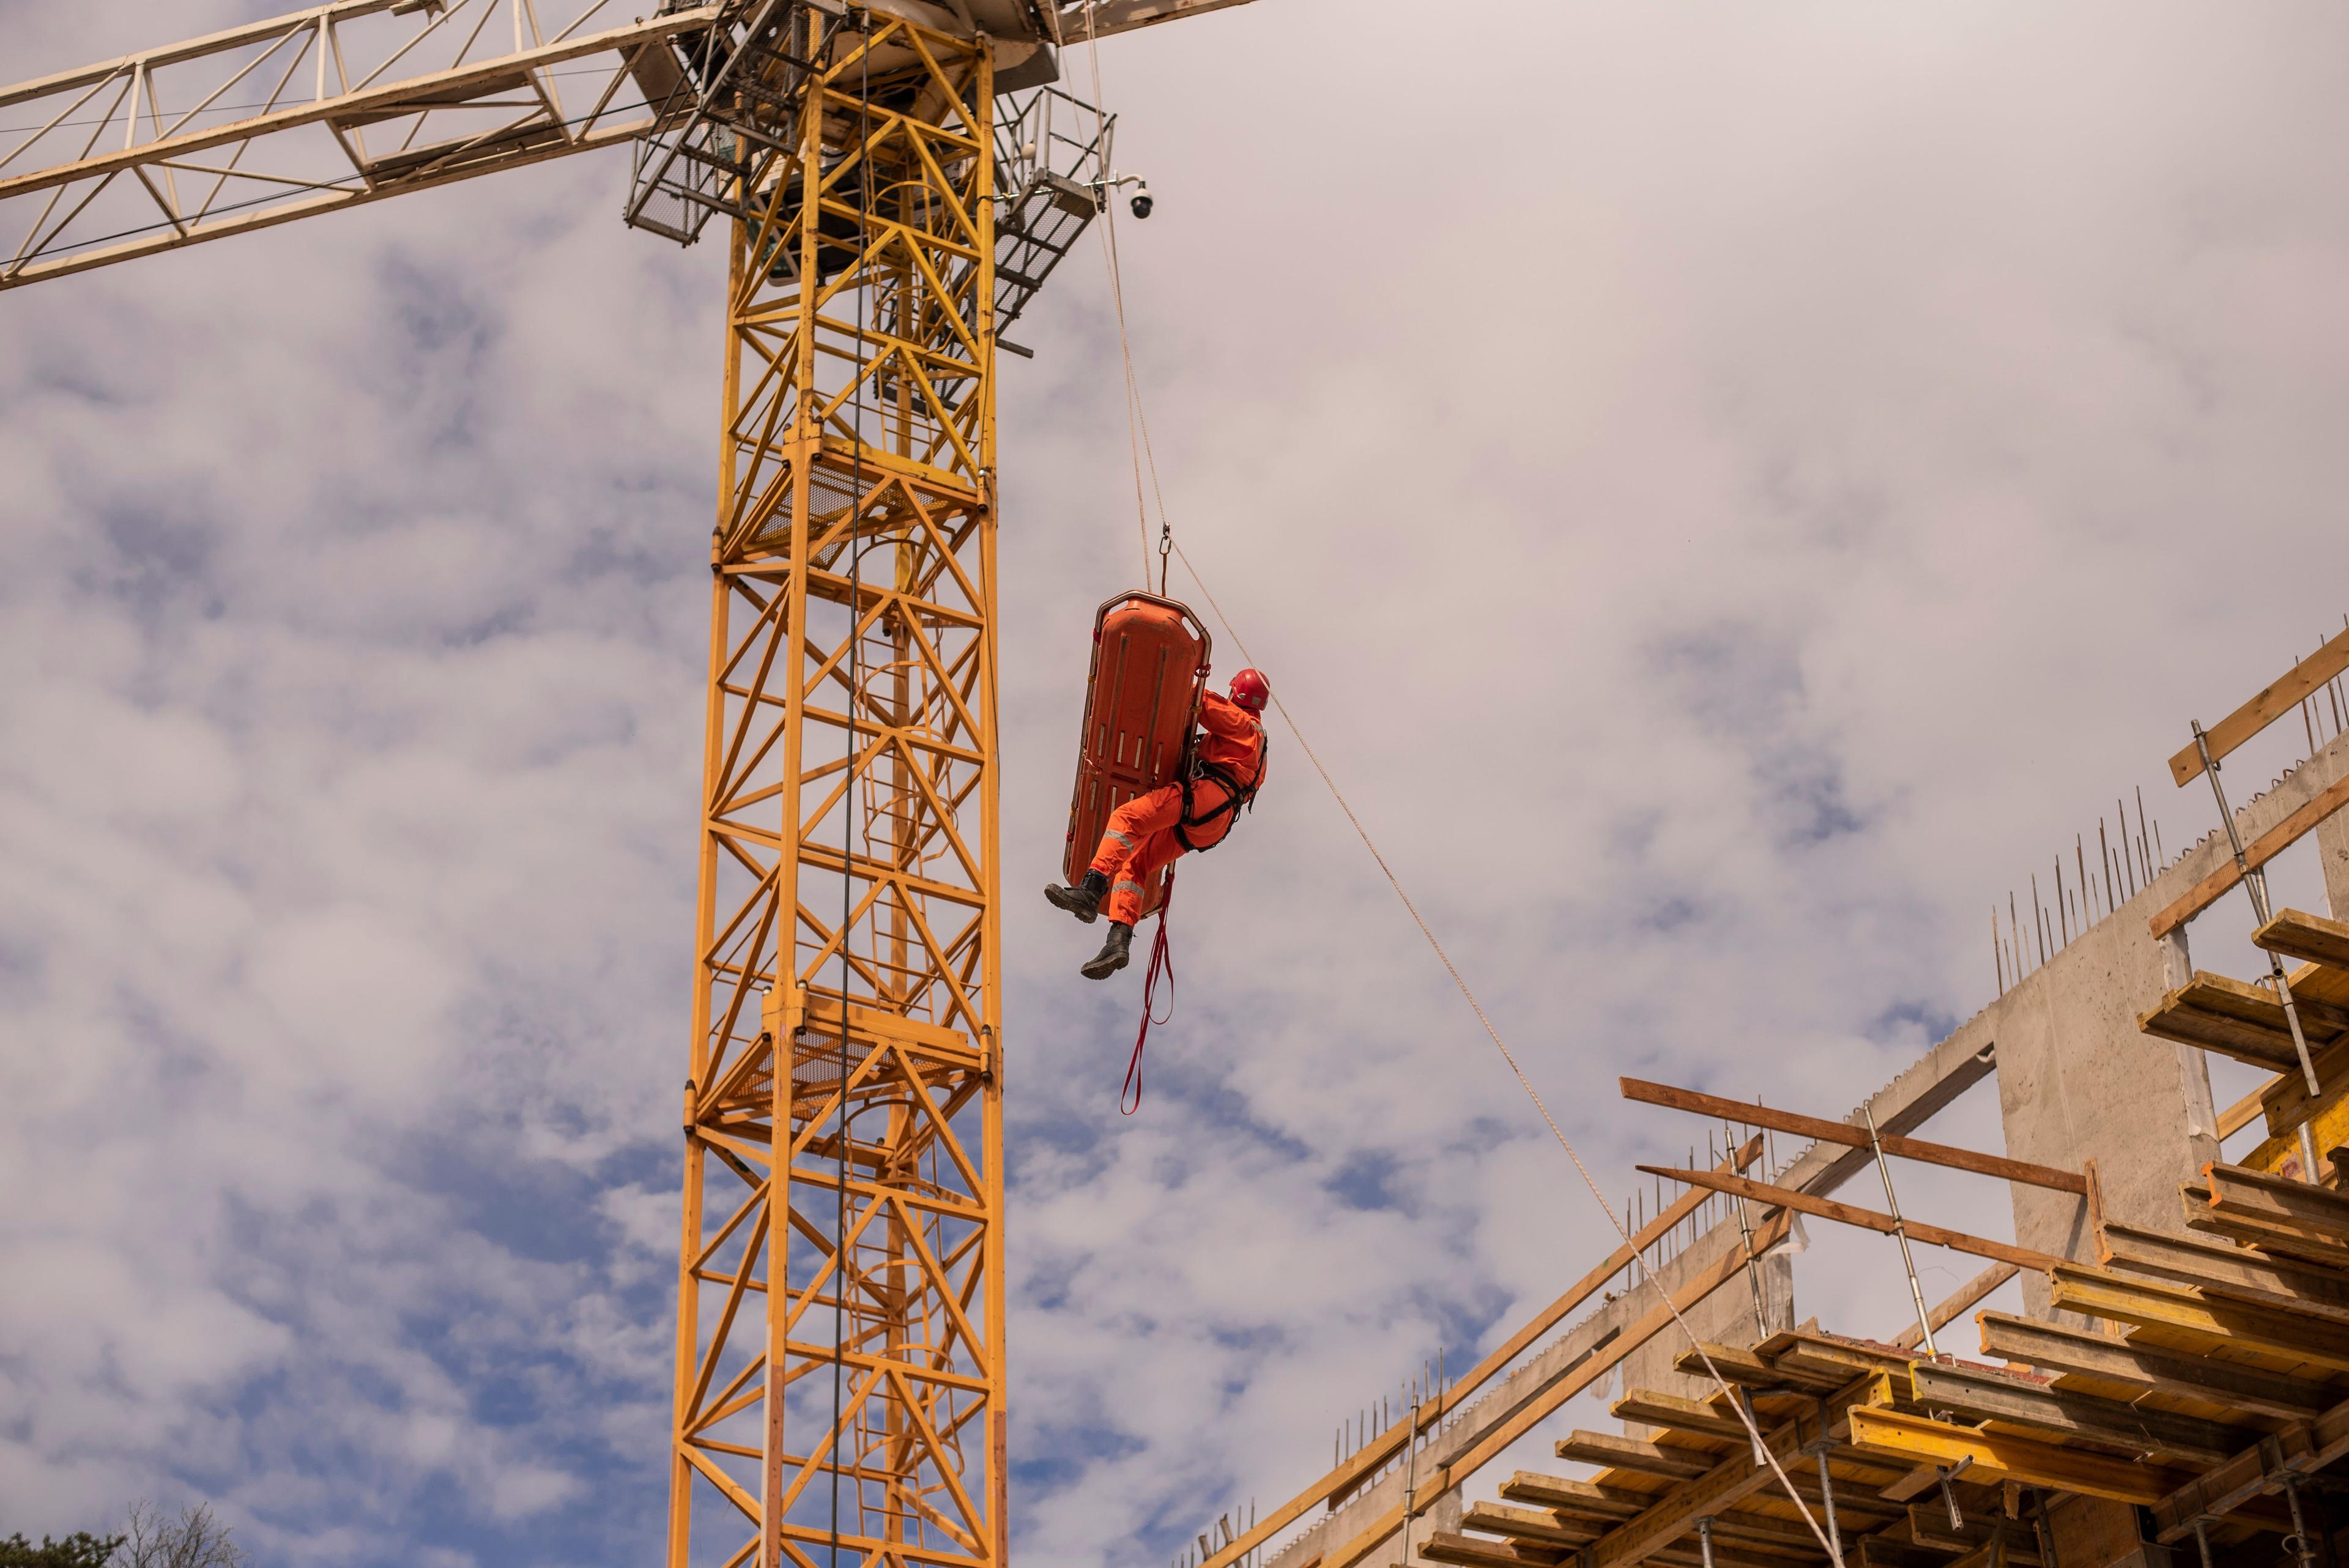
[1062,592,1211,920]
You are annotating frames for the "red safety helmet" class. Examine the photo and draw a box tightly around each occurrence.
[1228,668,1271,713]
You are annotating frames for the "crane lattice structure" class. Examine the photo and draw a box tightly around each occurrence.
[0,3,1255,1567]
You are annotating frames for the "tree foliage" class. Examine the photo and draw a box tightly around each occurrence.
[1,1503,247,1568]
[120,1505,247,1568]
[0,1533,127,1568]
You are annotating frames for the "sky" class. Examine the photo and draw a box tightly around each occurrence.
[2,1,2349,1564]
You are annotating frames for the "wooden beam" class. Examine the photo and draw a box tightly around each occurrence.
[1422,1532,1561,1568]
[2254,1032,2349,1141]
[1973,1310,2328,1421]
[2047,1264,2349,1372]
[2149,1392,2349,1544]
[2135,971,2348,1074]
[1464,1502,1603,1548]
[1894,1263,2018,1350]
[1670,1341,1843,1393]
[1501,1473,1647,1518]
[1844,1406,2188,1505]
[1586,1403,1834,1568]
[1198,1137,1765,1568]
[2217,1077,2273,1140]
[1636,1165,2064,1273]
[2257,907,2349,973]
[1620,1080,2089,1195]
[2183,1184,2349,1270]
[2203,1161,2349,1246]
[1906,1361,2247,1465]
[1558,1432,1711,1480]
[1611,1390,1753,1443]
[2167,626,2349,786]
[2151,770,2349,937]
[2099,1220,2349,1308]
[1857,1538,1950,1568]
[1910,1505,2043,1562]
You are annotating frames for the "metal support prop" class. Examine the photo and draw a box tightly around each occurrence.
[1399,1392,1422,1568]
[1738,1389,1767,1467]
[1811,1440,1844,1562]
[2033,1489,2060,1568]
[1865,1105,1939,1356]
[1939,1467,1965,1532]
[1733,1191,1770,1339]
[2283,1476,2318,1568]
[2194,722,2324,1101]
[1698,1517,1716,1568]
[2192,1519,2214,1568]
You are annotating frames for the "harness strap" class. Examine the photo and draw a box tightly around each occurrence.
[1120,868,1176,1115]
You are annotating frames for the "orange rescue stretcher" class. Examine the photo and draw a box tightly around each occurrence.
[1061,591,1212,923]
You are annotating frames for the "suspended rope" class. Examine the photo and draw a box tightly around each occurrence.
[1076,6,1157,587]
[1122,866,1179,1115]
[1073,95,1840,1551]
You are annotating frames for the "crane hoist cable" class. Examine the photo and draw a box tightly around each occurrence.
[1075,5,1158,588]
[1074,94,1841,1555]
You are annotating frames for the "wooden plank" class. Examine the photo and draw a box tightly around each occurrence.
[2047,1264,2349,1372]
[2099,1221,2349,1307]
[2151,770,2349,937]
[2149,1393,2349,1542]
[1501,1474,1646,1519]
[1620,1080,2088,1195]
[1896,1263,2019,1351]
[2205,1162,2349,1244]
[1586,1403,1833,1568]
[1558,1432,1711,1480]
[1845,1407,2188,1505]
[1671,1341,1844,1392]
[1858,1538,1951,1568]
[1974,1310,2328,1420]
[2257,1031,2349,1140]
[1198,1137,1767,1568]
[1910,1505,2043,1561]
[1906,1361,2247,1465]
[2167,626,2349,786]
[2257,907,2349,973]
[2183,1186,2349,1270]
[2218,1078,2273,1140]
[1422,1532,1562,1568]
[1464,1502,1601,1548]
[1638,1165,2064,1273]
[1611,1390,1753,1442]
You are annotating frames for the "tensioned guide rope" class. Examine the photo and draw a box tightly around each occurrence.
[1064,26,1841,1547]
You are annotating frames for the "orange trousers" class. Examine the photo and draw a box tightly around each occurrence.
[1088,779,1234,926]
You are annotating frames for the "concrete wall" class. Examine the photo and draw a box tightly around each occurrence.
[1985,727,2349,1314]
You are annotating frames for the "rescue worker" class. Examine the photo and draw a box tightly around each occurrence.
[1045,668,1272,978]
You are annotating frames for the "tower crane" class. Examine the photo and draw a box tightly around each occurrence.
[0,2,1256,1565]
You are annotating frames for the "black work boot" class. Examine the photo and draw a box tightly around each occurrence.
[1080,921,1134,979]
[1044,869,1108,924]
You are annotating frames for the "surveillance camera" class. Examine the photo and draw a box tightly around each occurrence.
[1129,183,1153,220]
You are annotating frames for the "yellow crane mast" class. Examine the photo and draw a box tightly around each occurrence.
[0,2,1256,1566]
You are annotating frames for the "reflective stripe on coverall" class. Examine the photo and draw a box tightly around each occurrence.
[1087,691,1265,927]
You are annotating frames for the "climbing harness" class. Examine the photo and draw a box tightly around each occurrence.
[1172,743,1267,854]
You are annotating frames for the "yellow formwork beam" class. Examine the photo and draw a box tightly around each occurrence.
[2047,1265,2349,1373]
[1845,1407,2187,1506]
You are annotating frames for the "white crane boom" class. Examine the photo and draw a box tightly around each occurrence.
[0,0,1256,292]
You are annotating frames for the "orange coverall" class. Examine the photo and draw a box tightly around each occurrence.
[1089,690,1267,927]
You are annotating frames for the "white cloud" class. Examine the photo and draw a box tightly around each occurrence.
[2,1,2347,1566]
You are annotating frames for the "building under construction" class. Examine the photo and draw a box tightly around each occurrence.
[5,7,2349,1568]
[1191,630,2349,1568]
